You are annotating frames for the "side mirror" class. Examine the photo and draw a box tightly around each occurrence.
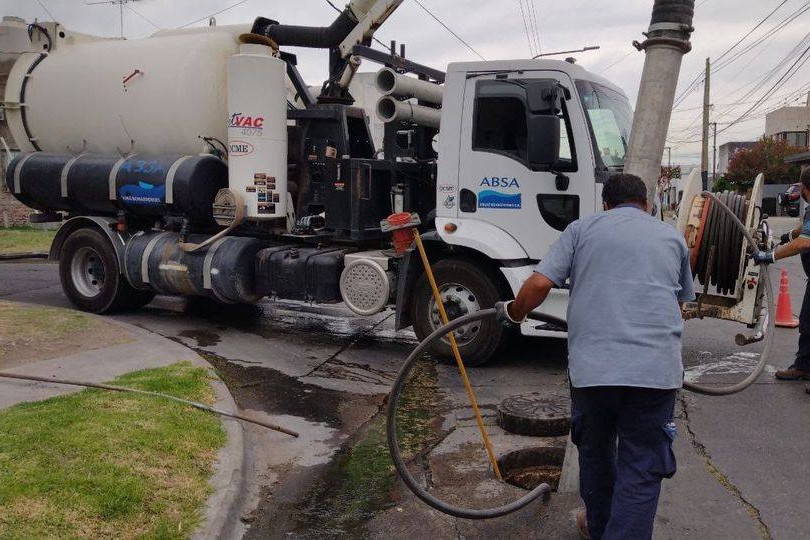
[526,82,563,114]
[527,114,560,167]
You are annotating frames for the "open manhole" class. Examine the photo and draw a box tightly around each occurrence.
[497,446,566,491]
[497,392,571,436]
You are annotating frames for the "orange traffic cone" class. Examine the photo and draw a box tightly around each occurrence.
[775,269,800,328]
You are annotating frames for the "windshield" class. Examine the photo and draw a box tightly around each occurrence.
[575,80,633,169]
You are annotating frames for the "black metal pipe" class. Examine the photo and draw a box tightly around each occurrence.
[651,0,695,25]
[251,10,356,48]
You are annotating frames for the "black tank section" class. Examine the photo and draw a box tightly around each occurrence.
[124,231,266,304]
[5,153,227,224]
[6,153,75,212]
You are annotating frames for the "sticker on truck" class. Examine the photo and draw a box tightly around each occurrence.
[478,190,521,209]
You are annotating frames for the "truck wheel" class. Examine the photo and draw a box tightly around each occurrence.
[59,228,153,313]
[411,258,508,366]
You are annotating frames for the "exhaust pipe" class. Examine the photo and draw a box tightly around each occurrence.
[376,96,441,129]
[375,67,443,105]
[622,0,695,208]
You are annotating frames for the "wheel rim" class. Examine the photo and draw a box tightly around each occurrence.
[70,246,106,298]
[427,282,482,345]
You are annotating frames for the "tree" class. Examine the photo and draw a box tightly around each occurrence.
[726,136,803,188]
[660,165,681,181]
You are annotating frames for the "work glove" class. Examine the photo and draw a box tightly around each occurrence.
[752,250,776,265]
[780,231,795,245]
[494,300,523,328]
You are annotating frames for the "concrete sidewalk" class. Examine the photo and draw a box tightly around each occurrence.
[0,302,246,540]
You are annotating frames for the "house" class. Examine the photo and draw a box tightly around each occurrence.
[717,141,756,176]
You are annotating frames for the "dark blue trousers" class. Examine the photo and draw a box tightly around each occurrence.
[796,279,810,371]
[570,386,678,540]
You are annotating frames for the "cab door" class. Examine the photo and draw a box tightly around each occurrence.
[456,71,594,260]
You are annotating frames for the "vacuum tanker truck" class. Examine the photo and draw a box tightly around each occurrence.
[0,1,770,365]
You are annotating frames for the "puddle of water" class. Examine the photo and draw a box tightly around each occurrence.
[177,329,221,347]
[289,359,443,537]
[197,348,364,427]
[684,351,763,383]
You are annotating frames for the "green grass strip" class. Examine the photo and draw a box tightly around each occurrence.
[0,362,226,539]
[0,227,56,254]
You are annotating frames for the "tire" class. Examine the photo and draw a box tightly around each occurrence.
[59,228,154,313]
[410,258,508,366]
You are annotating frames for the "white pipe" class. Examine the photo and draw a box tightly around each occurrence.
[338,55,362,89]
[375,67,443,105]
[376,96,441,129]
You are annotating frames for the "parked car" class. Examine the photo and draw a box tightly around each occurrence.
[778,183,801,217]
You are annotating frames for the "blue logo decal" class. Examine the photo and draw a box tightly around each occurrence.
[118,181,165,206]
[478,190,521,209]
[480,177,520,189]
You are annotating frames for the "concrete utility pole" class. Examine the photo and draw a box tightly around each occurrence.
[665,146,672,168]
[711,121,717,183]
[623,0,695,210]
[701,58,710,190]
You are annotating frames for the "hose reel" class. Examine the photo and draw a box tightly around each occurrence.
[691,191,749,295]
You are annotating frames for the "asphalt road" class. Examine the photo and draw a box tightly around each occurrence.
[1,233,807,538]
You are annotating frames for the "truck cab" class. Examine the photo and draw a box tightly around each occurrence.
[400,60,634,363]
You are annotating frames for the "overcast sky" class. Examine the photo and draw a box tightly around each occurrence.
[3,0,808,168]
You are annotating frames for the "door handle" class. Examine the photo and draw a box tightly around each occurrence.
[555,173,570,191]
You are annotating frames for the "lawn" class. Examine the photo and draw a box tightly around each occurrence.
[0,362,226,539]
[0,300,91,352]
[0,226,56,254]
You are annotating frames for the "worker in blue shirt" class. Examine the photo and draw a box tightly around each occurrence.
[496,173,695,540]
[753,168,810,384]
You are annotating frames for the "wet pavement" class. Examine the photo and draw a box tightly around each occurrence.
[1,227,809,539]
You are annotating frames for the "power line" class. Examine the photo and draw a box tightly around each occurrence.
[126,3,161,30]
[528,0,541,55]
[35,0,57,20]
[672,1,801,108]
[598,50,635,74]
[719,44,810,134]
[715,0,788,65]
[412,0,486,60]
[177,0,253,29]
[517,0,535,56]
[672,43,810,144]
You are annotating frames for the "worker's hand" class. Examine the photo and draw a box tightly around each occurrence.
[494,300,523,328]
[752,250,776,265]
[780,231,795,245]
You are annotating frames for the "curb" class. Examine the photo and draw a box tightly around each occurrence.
[97,316,248,540]
[192,369,247,540]
[0,301,247,540]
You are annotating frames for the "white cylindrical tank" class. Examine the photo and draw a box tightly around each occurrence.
[227,41,287,221]
[4,31,240,154]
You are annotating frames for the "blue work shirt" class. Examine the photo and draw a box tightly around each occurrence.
[800,203,810,277]
[535,205,695,389]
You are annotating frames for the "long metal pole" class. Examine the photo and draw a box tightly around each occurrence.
[701,58,710,190]
[0,371,300,437]
[412,230,503,480]
[622,0,695,208]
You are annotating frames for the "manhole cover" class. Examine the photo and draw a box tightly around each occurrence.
[497,446,565,491]
[497,392,571,436]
